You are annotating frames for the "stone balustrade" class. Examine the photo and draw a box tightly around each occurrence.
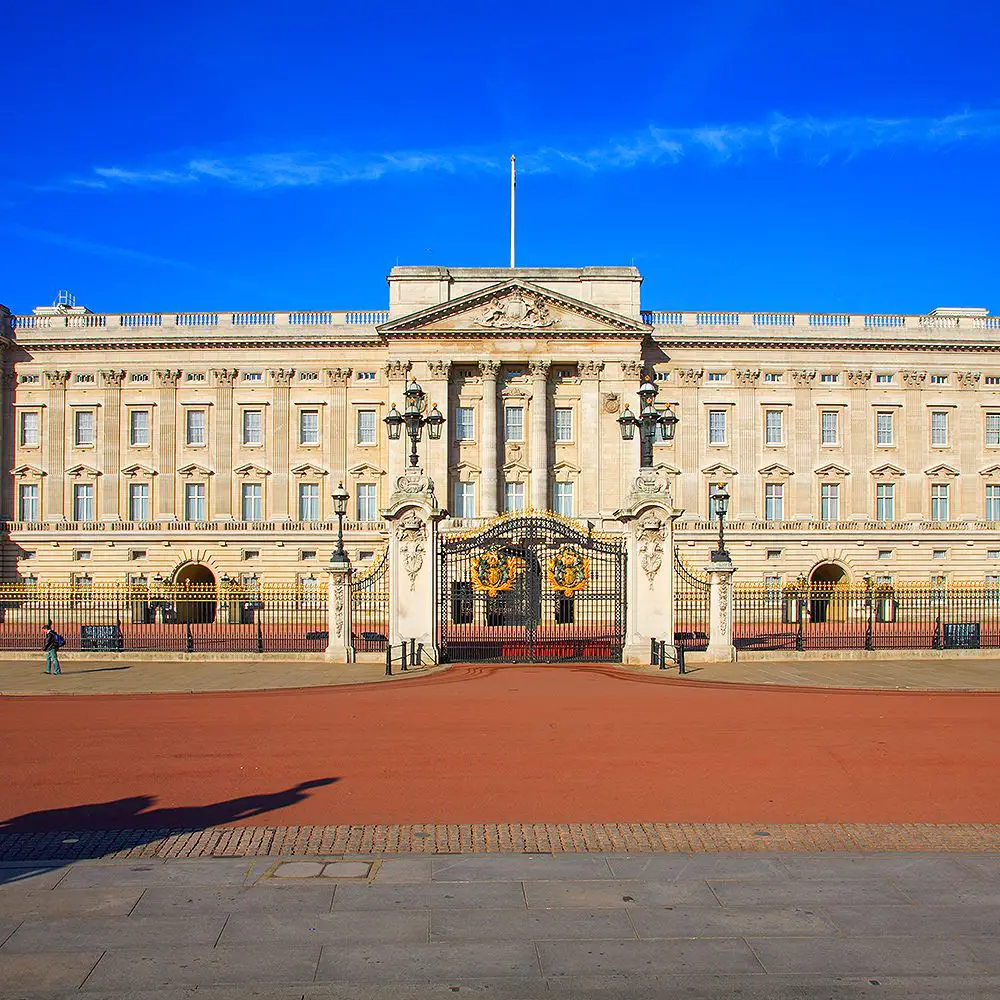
[641,311,1000,333]
[2,518,387,534]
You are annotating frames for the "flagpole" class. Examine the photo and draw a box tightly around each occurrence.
[510,155,516,269]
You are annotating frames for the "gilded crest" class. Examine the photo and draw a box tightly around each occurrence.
[547,545,591,597]
[471,549,521,597]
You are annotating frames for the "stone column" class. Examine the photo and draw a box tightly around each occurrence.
[44,370,70,519]
[326,367,352,485]
[703,560,736,662]
[578,361,603,516]
[154,370,181,520]
[384,361,412,495]
[529,360,551,511]
[326,557,355,662]
[269,368,294,520]
[425,360,451,505]
[617,468,681,664]
[383,471,443,657]
[99,370,125,520]
[212,368,237,519]
[478,360,500,517]
[1,372,16,519]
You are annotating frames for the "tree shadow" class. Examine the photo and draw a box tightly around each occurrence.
[0,778,339,879]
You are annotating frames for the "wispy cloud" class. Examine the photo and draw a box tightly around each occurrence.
[62,109,1000,192]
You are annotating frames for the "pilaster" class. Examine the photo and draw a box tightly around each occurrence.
[478,360,500,516]
[212,368,237,519]
[1,372,16,519]
[326,367,352,486]
[384,361,412,496]
[154,370,180,520]
[99,370,125,520]
[269,368,294,519]
[702,560,736,662]
[578,361,603,517]
[424,360,451,506]
[326,558,355,662]
[44,370,70,520]
[529,360,550,511]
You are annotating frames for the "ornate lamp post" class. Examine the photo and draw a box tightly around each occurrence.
[617,377,678,467]
[384,378,445,469]
[331,480,350,562]
[709,484,731,563]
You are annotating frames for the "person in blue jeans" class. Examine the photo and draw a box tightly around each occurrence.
[42,625,62,674]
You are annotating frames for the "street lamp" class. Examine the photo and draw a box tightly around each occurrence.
[617,377,678,467]
[710,484,731,563]
[331,480,350,561]
[384,378,445,469]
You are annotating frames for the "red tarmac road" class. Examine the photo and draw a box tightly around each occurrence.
[1,665,998,831]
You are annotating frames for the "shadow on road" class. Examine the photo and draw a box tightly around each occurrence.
[0,778,338,877]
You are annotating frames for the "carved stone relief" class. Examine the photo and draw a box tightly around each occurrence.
[578,360,604,380]
[333,583,344,638]
[154,369,182,387]
[901,371,927,388]
[396,509,427,591]
[676,369,704,387]
[846,370,872,387]
[601,392,621,414]
[791,370,817,386]
[474,291,555,330]
[528,360,552,379]
[620,360,644,380]
[734,369,761,386]
[956,371,982,389]
[478,359,501,379]
[426,360,451,378]
[268,368,295,387]
[325,367,352,385]
[99,370,126,388]
[43,371,71,389]
[383,360,412,381]
[211,368,239,386]
[637,512,667,588]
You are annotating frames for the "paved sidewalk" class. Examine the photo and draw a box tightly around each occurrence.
[0,852,998,997]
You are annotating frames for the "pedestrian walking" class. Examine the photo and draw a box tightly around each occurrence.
[43,624,64,674]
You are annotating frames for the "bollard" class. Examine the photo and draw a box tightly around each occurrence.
[660,639,668,670]
[256,620,264,654]
[384,644,392,676]
[650,637,657,666]
[677,644,686,675]
[409,637,416,667]
[400,641,408,672]
[186,623,194,653]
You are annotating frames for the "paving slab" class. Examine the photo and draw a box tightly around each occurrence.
[1,913,227,952]
[372,858,434,883]
[961,937,1000,972]
[219,910,429,945]
[523,878,718,908]
[83,943,322,990]
[274,861,325,878]
[314,941,539,983]
[430,906,635,942]
[776,853,974,880]
[823,903,1000,937]
[322,861,371,878]
[130,883,335,916]
[430,854,613,881]
[57,858,256,888]
[536,937,763,976]
[708,877,911,906]
[0,864,70,890]
[0,949,104,992]
[892,880,1000,905]
[748,935,988,975]
[628,903,836,938]
[0,886,144,919]
[606,854,788,880]
[331,881,526,910]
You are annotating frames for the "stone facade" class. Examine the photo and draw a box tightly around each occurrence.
[1,267,999,587]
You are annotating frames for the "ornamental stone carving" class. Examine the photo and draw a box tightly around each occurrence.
[846,370,872,387]
[791,370,817,386]
[383,360,412,381]
[734,369,761,386]
[426,360,451,378]
[637,512,667,588]
[268,368,295,386]
[620,360,644,380]
[211,368,239,386]
[676,369,704,387]
[601,392,621,414]
[396,509,427,591]
[474,291,555,330]
[44,370,71,389]
[529,360,552,379]
[154,369,182,387]
[387,469,439,513]
[901,371,927,388]
[578,360,604,380]
[478,360,501,379]
[333,583,344,638]
[99,370,126,388]
[324,367,352,385]
[622,466,675,513]
[956,371,982,389]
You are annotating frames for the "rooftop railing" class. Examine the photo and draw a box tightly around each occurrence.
[641,311,1000,332]
[9,310,390,333]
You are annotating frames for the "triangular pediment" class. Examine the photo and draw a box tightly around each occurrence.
[814,462,851,477]
[233,463,271,477]
[348,461,385,478]
[702,462,737,476]
[121,463,157,478]
[758,462,794,477]
[870,462,905,478]
[453,459,482,475]
[12,464,45,478]
[553,459,581,475]
[379,279,648,338]
[924,463,959,478]
[290,463,328,477]
[66,463,101,478]
[980,464,1000,477]
[178,463,213,477]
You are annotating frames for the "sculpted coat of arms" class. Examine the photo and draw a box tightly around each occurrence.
[475,292,555,330]
[546,546,591,597]
[470,549,522,597]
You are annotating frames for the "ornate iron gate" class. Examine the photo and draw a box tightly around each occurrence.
[673,550,710,651]
[439,513,627,663]
[350,548,389,652]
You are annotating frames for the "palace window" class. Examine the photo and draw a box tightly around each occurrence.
[454,482,475,518]
[74,410,95,447]
[766,549,782,560]
[241,483,263,521]
[242,549,259,561]
[73,483,94,521]
[930,374,947,384]
[554,408,573,442]
[820,483,840,522]
[553,482,574,517]
[987,485,1000,522]
[18,484,39,522]
[129,409,151,447]
[933,549,948,560]
[930,411,948,446]
[930,484,950,522]
[504,405,524,442]
[455,406,475,442]
[763,373,782,382]
[875,411,894,446]
[876,483,895,522]
[987,413,1000,446]
[128,483,150,521]
[764,483,784,522]
[299,409,320,445]
[185,409,206,446]
[820,373,838,383]
[242,409,263,446]
[184,483,207,521]
[708,410,727,445]
[764,409,784,445]
[356,409,377,445]
[504,482,525,513]
[300,550,317,561]
[875,373,894,384]
[878,550,893,561]
[19,411,40,447]
[707,372,726,382]
[820,410,839,445]
[298,482,320,521]
[356,371,376,381]
[130,549,147,561]
[243,371,262,382]
[357,483,377,521]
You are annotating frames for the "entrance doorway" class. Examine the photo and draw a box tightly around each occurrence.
[809,562,847,623]
[174,563,216,623]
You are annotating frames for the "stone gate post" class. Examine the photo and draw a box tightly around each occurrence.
[326,556,355,662]
[704,560,736,662]
[616,467,682,664]
[383,469,444,659]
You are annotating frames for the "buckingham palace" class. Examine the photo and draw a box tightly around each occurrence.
[1,264,999,593]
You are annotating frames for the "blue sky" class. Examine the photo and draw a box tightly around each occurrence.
[2,0,998,316]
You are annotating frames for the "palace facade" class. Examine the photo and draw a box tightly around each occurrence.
[1,264,999,588]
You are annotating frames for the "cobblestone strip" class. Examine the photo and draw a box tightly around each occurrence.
[0,823,997,861]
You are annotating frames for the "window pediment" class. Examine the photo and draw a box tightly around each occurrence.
[758,462,793,478]
[348,461,386,478]
[11,464,45,479]
[233,463,271,477]
[178,463,214,477]
[924,463,959,478]
[980,464,1000,478]
[290,463,328,477]
[66,463,101,479]
[121,463,157,478]
[814,462,850,478]
[702,462,737,477]
[870,463,905,478]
